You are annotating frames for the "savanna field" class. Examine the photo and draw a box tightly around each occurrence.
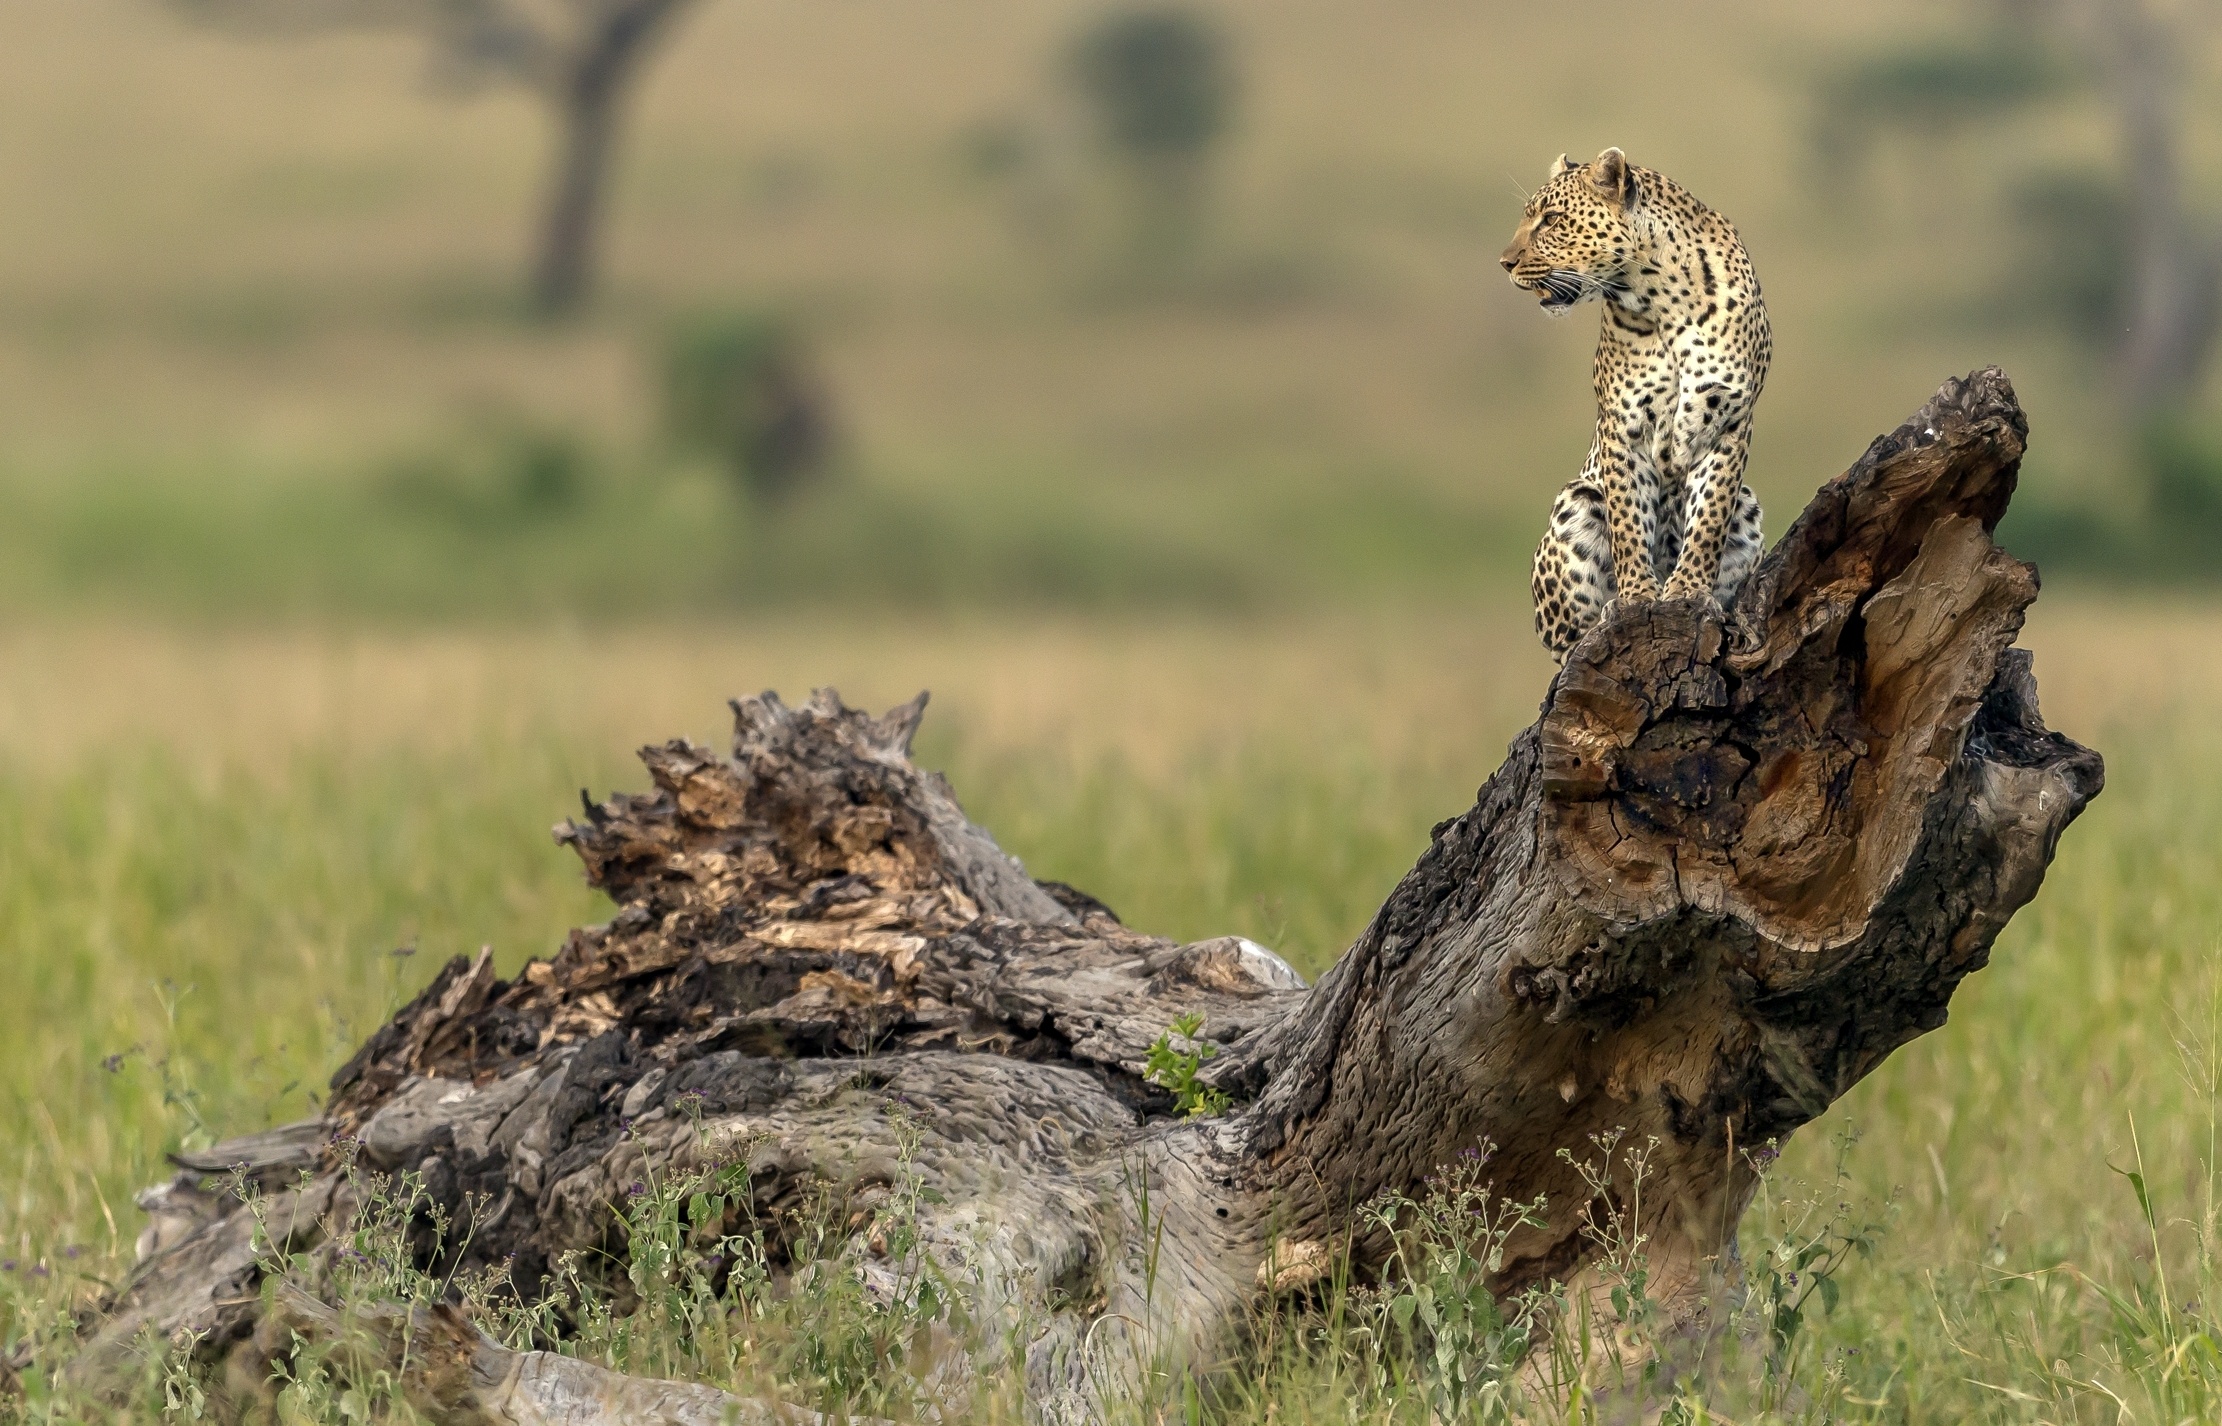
[4,0,2222,1418]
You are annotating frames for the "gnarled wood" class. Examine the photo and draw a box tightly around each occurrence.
[65,369,2100,1423]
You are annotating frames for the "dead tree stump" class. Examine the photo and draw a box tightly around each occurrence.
[72,369,2101,1421]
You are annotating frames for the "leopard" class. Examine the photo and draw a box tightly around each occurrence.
[1501,147,1770,661]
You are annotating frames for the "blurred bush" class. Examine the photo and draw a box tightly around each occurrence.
[1999,414,2222,583]
[957,115,1034,181]
[2137,415,2222,564]
[1071,7,1231,159]
[1810,38,2066,169]
[378,412,591,529]
[659,310,833,508]
[2000,171,2129,346]
[1068,6,1236,266]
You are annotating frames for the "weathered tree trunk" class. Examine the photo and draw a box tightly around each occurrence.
[70,370,2100,1421]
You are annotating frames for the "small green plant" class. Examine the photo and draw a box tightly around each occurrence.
[1354,1144,1549,1422]
[1736,1130,1883,1402]
[756,1108,967,1414]
[1558,1129,1666,1363]
[1145,1012,1230,1117]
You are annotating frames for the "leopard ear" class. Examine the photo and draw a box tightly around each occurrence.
[1549,153,1579,179]
[1589,147,1635,206]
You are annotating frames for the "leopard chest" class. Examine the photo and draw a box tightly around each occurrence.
[1596,332,1701,481]
[1598,302,1756,477]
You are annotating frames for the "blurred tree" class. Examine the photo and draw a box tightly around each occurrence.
[1823,0,2222,578]
[1815,0,2217,416]
[1068,6,1236,264]
[174,0,697,315]
[660,310,832,508]
[2082,0,2216,416]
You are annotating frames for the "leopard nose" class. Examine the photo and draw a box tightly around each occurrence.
[1499,252,1518,272]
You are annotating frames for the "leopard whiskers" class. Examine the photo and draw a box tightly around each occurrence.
[1534,270,1627,309]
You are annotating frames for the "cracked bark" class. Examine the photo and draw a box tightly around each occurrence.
[64,368,2100,1422]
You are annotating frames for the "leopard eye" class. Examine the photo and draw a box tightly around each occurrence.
[1537,210,1561,228]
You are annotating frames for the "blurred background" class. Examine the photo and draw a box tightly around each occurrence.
[1,0,2213,620]
[11,4,2222,1409]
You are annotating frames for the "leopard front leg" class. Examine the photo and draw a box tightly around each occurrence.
[1532,479,1614,659]
[1659,428,1753,604]
[1592,418,1663,605]
[1712,481,1764,607]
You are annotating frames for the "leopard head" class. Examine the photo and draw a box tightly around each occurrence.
[1500,147,1641,314]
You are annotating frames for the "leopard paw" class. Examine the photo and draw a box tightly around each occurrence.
[1611,580,1662,607]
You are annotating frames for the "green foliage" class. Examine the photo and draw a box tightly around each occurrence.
[1735,1131,1886,1411]
[1811,35,2066,162]
[1069,8,1234,160]
[2139,412,2222,540]
[126,1102,980,1420]
[13,455,1506,617]
[1066,6,1236,270]
[2001,412,2222,583]
[1354,1145,1547,1420]
[659,310,831,507]
[1145,1011,1230,1117]
[378,410,591,529]
[1999,170,2131,345]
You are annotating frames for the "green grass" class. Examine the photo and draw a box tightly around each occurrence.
[0,448,1530,620]
[3,612,2221,1420]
